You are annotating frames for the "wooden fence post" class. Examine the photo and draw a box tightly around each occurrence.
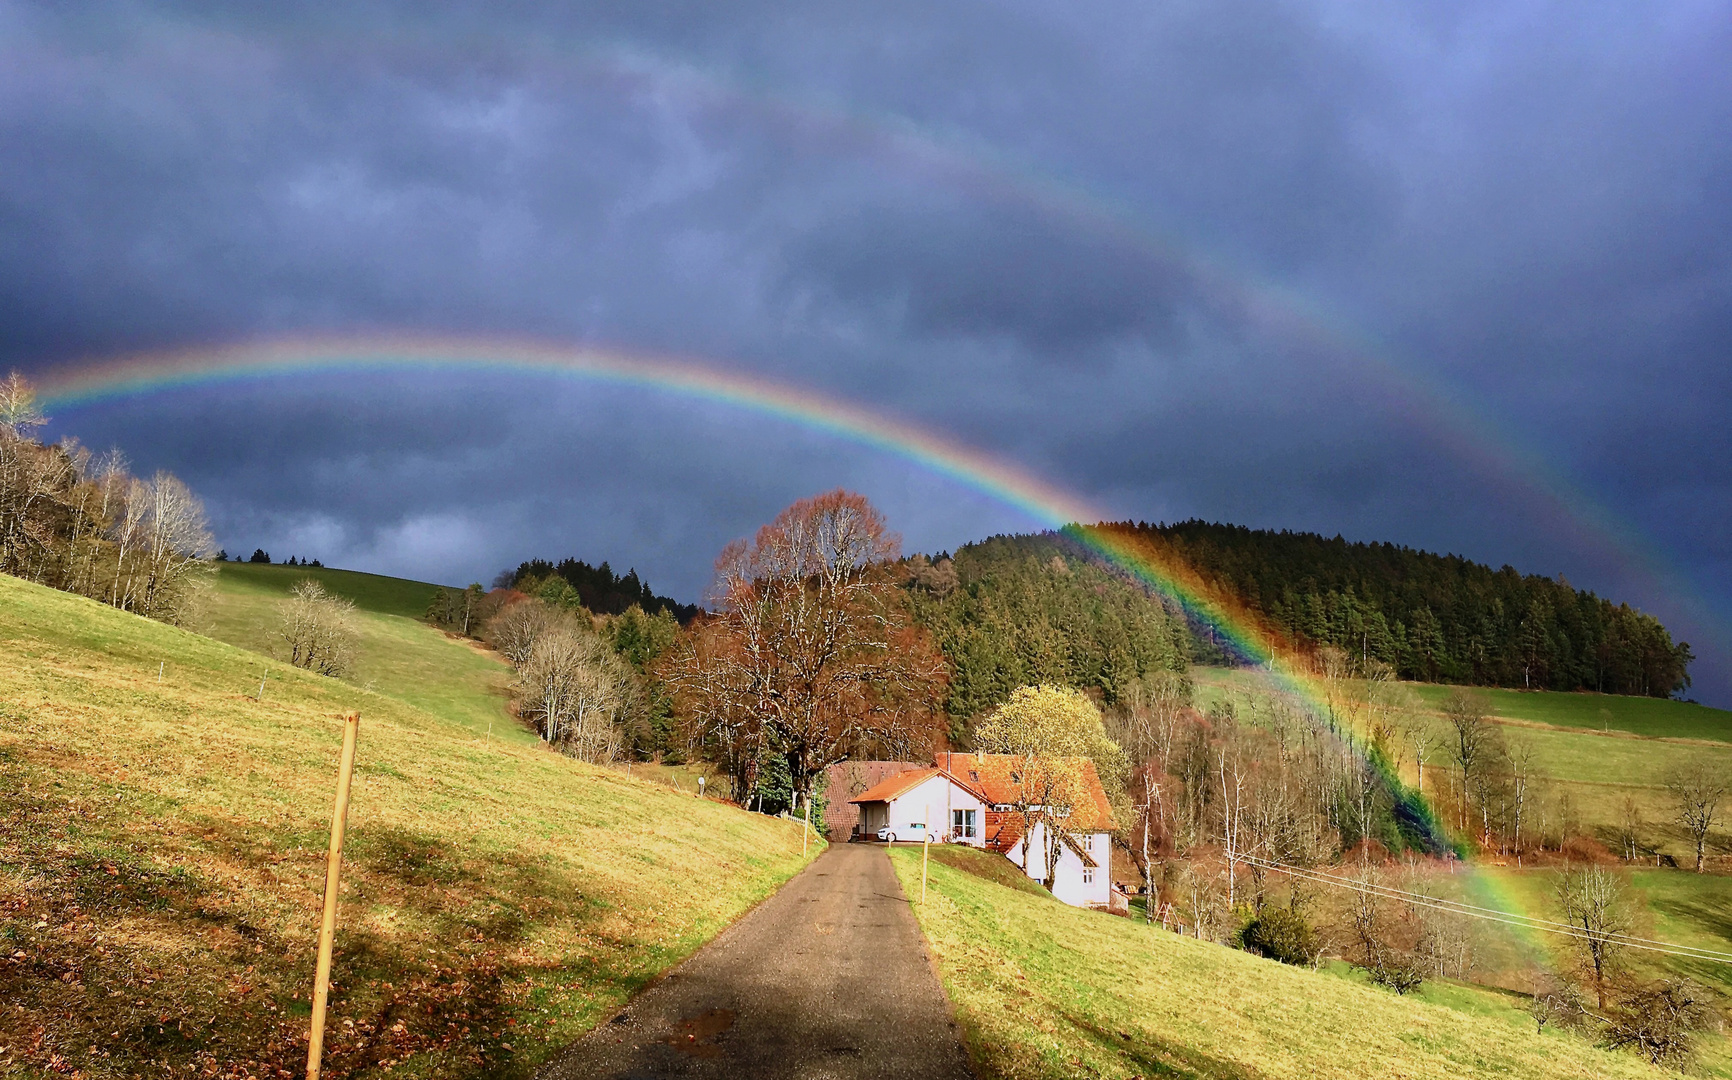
[306,712,360,1080]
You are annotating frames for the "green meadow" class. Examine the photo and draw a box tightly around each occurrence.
[198,561,525,744]
[0,572,819,1077]
[889,848,1679,1080]
[1193,665,1732,858]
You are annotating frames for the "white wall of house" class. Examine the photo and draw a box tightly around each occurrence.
[1005,823,1113,908]
[881,773,988,845]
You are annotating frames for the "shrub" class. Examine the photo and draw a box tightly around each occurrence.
[277,580,357,677]
[1602,979,1711,1068]
[1240,906,1318,966]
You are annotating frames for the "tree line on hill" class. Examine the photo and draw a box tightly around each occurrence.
[1085,520,1693,698]
[903,538,1194,739]
[0,372,213,623]
[494,557,698,621]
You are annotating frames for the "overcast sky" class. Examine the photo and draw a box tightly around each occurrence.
[5,2,1730,702]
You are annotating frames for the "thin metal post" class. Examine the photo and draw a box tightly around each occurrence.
[921,803,930,903]
[306,713,360,1080]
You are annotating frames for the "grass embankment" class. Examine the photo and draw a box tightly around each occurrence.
[0,573,820,1078]
[888,849,1674,1080]
[200,562,522,744]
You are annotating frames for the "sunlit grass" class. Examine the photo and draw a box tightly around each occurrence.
[889,848,1682,1080]
[0,573,819,1077]
[199,560,526,744]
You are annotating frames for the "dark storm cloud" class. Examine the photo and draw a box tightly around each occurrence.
[4,1,1731,700]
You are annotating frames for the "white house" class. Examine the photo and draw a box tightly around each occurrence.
[849,752,1116,909]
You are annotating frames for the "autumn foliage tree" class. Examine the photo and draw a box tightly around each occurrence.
[974,685,1126,888]
[664,490,948,807]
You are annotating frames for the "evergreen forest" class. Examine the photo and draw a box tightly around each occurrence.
[498,556,698,621]
[1085,520,1693,698]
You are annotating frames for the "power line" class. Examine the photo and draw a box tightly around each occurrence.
[1234,853,1732,966]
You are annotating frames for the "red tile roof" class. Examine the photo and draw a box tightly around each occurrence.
[848,767,942,805]
[933,752,1116,831]
[983,811,1099,867]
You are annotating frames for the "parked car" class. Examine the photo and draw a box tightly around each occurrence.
[877,822,940,844]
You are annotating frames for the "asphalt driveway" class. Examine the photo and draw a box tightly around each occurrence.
[535,843,974,1079]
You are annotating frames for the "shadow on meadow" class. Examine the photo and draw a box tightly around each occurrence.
[0,759,640,1078]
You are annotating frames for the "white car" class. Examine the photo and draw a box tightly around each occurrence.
[877,822,941,844]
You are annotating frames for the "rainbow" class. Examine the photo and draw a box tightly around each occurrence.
[37,334,1437,840]
[40,336,1297,661]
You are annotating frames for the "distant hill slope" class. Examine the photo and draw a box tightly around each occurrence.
[202,561,522,743]
[215,560,452,618]
[890,848,1674,1080]
[0,573,817,1077]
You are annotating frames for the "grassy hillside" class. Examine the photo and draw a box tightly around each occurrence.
[888,848,1683,1080]
[1193,666,1732,860]
[214,561,455,619]
[1192,666,1732,743]
[199,562,523,744]
[0,573,818,1078]
[1404,682,1732,743]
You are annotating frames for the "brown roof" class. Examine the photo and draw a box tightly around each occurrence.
[824,761,925,838]
[933,752,1116,831]
[848,767,943,805]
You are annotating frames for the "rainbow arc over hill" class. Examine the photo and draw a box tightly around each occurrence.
[42,335,1428,830]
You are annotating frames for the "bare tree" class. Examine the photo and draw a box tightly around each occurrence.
[516,628,633,763]
[133,472,215,620]
[1505,738,1535,864]
[486,598,578,668]
[1347,867,1426,994]
[0,372,212,621]
[1442,689,1494,834]
[1616,794,1646,863]
[1108,670,1190,921]
[1603,978,1712,1068]
[1664,762,1727,873]
[278,580,358,677]
[664,490,948,806]
[1528,970,1587,1034]
[1555,862,1630,1009]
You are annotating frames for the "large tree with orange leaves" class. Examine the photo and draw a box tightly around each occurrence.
[664,490,948,807]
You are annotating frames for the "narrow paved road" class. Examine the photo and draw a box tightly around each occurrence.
[537,843,975,1080]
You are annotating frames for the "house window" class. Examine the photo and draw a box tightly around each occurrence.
[1082,868,1094,884]
[951,809,977,838]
